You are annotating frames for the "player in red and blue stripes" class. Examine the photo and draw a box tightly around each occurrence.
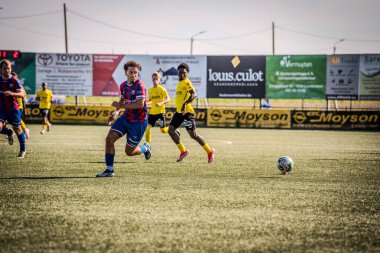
[0,59,27,158]
[96,60,151,177]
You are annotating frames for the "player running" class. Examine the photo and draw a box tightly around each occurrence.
[36,82,53,135]
[145,72,170,144]
[0,59,27,158]
[12,72,30,139]
[168,63,215,163]
[97,60,151,178]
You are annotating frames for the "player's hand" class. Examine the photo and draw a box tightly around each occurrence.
[111,101,120,109]
[181,103,186,115]
[4,91,13,96]
[106,114,117,126]
[156,102,162,107]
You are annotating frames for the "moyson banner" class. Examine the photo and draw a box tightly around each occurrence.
[48,105,207,126]
[206,56,266,98]
[326,55,359,100]
[266,55,326,99]
[207,108,290,128]
[291,110,380,130]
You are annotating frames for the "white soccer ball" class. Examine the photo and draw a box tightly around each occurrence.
[277,156,294,174]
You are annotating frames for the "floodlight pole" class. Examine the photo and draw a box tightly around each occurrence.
[272,21,275,55]
[333,39,345,55]
[190,31,206,55]
[64,3,68,54]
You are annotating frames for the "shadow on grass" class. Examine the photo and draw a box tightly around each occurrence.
[0,176,95,180]
[258,175,284,179]
[63,161,135,164]
[311,158,380,161]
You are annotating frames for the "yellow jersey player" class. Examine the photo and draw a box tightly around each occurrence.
[145,72,170,143]
[12,72,30,139]
[36,82,53,135]
[168,63,215,163]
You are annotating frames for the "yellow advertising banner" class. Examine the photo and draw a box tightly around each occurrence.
[50,105,116,124]
[207,108,291,128]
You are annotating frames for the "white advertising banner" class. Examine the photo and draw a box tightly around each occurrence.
[112,55,207,99]
[36,53,93,96]
[359,54,380,100]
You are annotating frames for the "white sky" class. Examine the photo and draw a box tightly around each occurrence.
[1,0,380,55]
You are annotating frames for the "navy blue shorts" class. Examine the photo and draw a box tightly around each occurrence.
[0,109,21,127]
[111,116,148,147]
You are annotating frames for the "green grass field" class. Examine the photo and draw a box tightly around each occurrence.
[1,125,379,252]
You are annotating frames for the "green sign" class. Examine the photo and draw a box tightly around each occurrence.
[266,55,326,99]
[13,53,36,94]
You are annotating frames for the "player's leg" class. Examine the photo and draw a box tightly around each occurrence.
[19,109,30,139]
[145,114,156,143]
[46,109,51,131]
[96,117,125,177]
[159,114,168,133]
[125,120,151,160]
[185,113,215,164]
[0,116,14,145]
[40,109,48,134]
[168,112,188,162]
[9,110,26,158]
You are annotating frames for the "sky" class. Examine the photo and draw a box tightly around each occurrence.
[0,0,380,56]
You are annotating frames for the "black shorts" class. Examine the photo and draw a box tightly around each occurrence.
[169,112,196,130]
[40,108,50,117]
[148,113,166,128]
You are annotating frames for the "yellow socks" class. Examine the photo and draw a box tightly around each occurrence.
[177,142,186,152]
[160,127,168,133]
[146,125,151,143]
[202,143,212,154]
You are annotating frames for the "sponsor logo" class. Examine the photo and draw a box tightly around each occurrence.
[208,68,264,82]
[329,56,341,65]
[210,110,222,121]
[309,112,378,124]
[53,106,65,117]
[56,54,91,62]
[280,56,313,68]
[38,54,53,66]
[292,111,379,126]
[364,55,380,65]
[293,112,307,124]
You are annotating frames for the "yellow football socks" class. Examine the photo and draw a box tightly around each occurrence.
[202,143,212,154]
[160,127,168,133]
[145,125,151,143]
[177,142,186,152]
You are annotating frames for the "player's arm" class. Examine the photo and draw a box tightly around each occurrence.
[4,89,25,98]
[181,89,197,113]
[112,97,145,110]
[107,96,124,125]
[146,96,152,106]
[157,91,170,107]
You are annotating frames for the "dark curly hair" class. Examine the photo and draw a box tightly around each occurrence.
[177,63,190,73]
[124,60,142,71]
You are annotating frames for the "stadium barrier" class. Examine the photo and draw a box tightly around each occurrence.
[23,105,380,130]
[207,108,291,128]
[291,110,380,130]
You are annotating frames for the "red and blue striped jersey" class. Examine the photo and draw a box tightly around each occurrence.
[120,79,147,123]
[0,76,22,112]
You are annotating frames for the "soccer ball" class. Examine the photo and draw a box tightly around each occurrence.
[277,156,294,174]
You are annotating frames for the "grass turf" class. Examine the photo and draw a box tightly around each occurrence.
[0,125,379,252]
